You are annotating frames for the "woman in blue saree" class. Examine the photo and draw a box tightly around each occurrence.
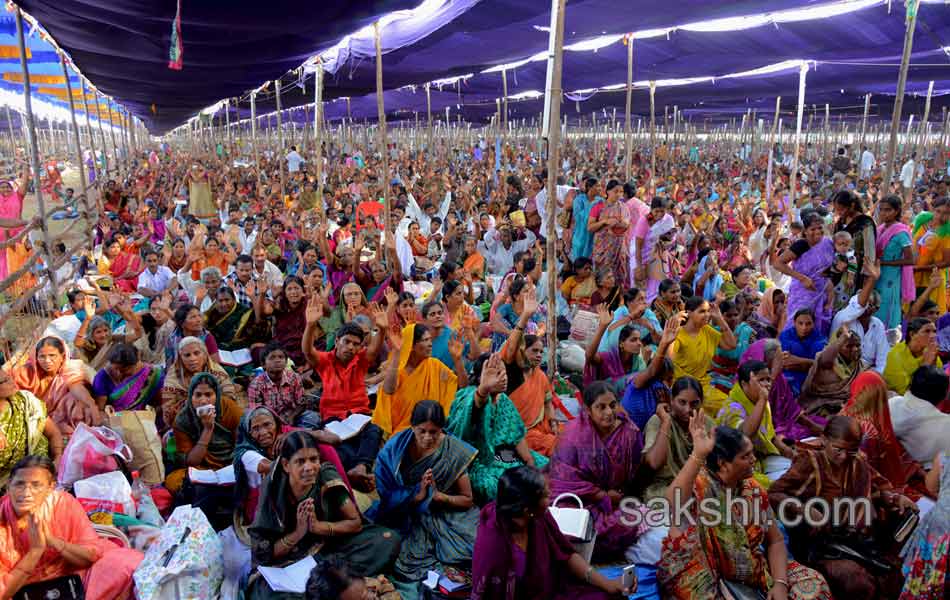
[772,211,836,336]
[874,195,915,329]
[372,400,480,600]
[571,178,602,261]
[779,308,828,397]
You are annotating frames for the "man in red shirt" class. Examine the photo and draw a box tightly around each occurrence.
[302,297,388,491]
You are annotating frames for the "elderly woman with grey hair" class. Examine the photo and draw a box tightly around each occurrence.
[176,262,223,312]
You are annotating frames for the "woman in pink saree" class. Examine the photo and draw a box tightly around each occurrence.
[548,381,645,561]
[0,174,28,280]
[0,456,142,600]
[13,337,97,435]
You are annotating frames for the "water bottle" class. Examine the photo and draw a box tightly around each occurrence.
[130,470,165,527]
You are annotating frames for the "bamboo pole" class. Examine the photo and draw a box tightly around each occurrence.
[60,53,88,211]
[314,60,325,221]
[917,80,934,154]
[250,91,261,190]
[788,63,808,211]
[375,21,390,234]
[883,0,920,189]
[426,84,433,152]
[79,79,98,192]
[649,81,656,186]
[860,93,871,151]
[14,7,57,300]
[276,79,287,204]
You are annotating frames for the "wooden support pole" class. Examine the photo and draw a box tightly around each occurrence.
[314,60,325,221]
[917,80,934,154]
[60,54,88,211]
[883,0,920,189]
[276,80,287,204]
[543,0,566,377]
[788,63,809,210]
[649,81,657,186]
[860,93,871,151]
[250,91,261,191]
[375,21,390,234]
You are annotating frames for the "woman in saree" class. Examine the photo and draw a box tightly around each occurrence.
[833,190,876,299]
[843,371,932,500]
[471,466,632,600]
[204,284,258,350]
[233,407,350,538]
[165,237,188,273]
[421,298,479,371]
[747,286,787,340]
[799,326,862,417]
[884,317,942,394]
[769,415,915,599]
[912,200,950,313]
[372,401,480,598]
[584,305,645,396]
[716,360,795,487]
[657,422,832,600]
[668,295,738,417]
[779,308,828,397]
[561,257,596,307]
[642,213,677,304]
[875,195,916,329]
[0,371,62,494]
[447,353,549,503]
[14,336,97,435]
[641,376,714,503]
[73,295,143,372]
[772,211,836,336]
[165,303,220,365]
[741,339,824,442]
[492,275,544,353]
[248,431,400,599]
[442,279,480,338]
[91,344,164,413]
[692,251,724,301]
[549,382,646,561]
[161,336,237,428]
[317,282,371,351]
[501,292,559,457]
[0,456,144,600]
[460,235,487,284]
[373,323,465,438]
[166,372,243,495]
[571,177,601,261]
[384,289,418,349]
[268,276,309,365]
[709,299,756,395]
[899,451,948,600]
[588,180,630,285]
[108,236,145,294]
[589,268,622,312]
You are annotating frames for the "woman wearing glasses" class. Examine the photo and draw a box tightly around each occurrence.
[769,415,917,599]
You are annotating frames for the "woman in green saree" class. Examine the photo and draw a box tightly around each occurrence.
[204,286,258,351]
[446,353,549,503]
[0,370,63,493]
[248,431,400,600]
[373,400,480,599]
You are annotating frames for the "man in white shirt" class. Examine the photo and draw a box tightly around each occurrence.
[238,218,258,254]
[888,365,950,468]
[286,146,305,173]
[251,245,284,291]
[829,263,889,373]
[860,146,875,180]
[136,250,177,297]
[406,190,451,234]
[477,226,536,277]
[900,152,916,191]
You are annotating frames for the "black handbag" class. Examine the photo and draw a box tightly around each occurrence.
[14,574,85,600]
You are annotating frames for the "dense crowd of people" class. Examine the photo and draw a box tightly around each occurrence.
[0,131,947,600]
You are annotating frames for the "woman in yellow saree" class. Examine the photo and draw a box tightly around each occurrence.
[372,323,466,438]
[912,207,950,313]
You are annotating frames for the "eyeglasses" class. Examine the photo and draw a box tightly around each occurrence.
[828,444,859,458]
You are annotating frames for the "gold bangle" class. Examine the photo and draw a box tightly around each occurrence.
[327,523,333,537]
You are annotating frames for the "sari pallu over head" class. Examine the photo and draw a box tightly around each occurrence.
[548,408,643,518]
[371,427,477,533]
[174,372,235,467]
[162,336,234,426]
[204,298,254,350]
[693,253,723,301]
[13,337,90,433]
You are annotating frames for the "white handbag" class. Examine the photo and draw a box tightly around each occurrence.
[549,493,597,563]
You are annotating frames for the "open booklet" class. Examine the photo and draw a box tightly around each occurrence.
[217,348,253,366]
[322,414,372,441]
[258,556,316,593]
[188,464,235,486]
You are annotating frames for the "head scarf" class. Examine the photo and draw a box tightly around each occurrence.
[830,327,862,382]
[13,336,86,401]
[233,406,282,504]
[174,372,233,465]
[397,323,418,370]
[758,288,781,322]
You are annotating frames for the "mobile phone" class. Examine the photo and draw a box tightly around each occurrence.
[622,565,637,590]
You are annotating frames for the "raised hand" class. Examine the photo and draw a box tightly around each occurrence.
[82,294,97,316]
[596,303,612,328]
[689,410,714,459]
[448,333,464,360]
[478,352,508,395]
[657,402,671,427]
[384,287,399,308]
[370,302,388,329]
[305,293,324,324]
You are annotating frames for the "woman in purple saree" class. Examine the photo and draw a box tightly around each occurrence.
[741,339,825,442]
[549,381,645,561]
[471,466,631,600]
[772,211,836,336]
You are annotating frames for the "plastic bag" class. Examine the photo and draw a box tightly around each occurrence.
[74,471,135,516]
[218,527,252,600]
[58,423,133,489]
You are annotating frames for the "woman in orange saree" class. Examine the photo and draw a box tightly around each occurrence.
[0,456,143,600]
[501,292,558,457]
